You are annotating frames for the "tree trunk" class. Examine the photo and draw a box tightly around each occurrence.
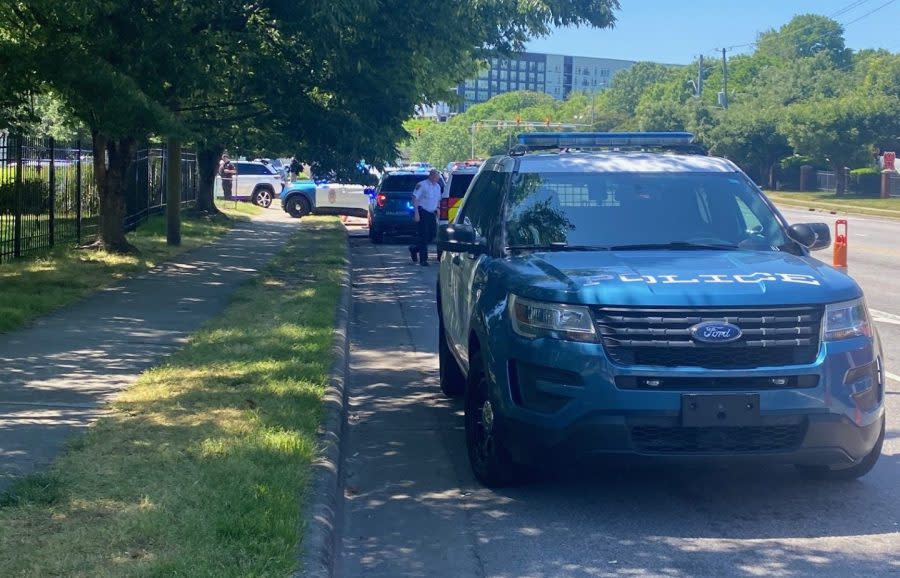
[167,138,182,245]
[768,163,777,191]
[833,162,846,197]
[93,131,137,253]
[195,146,223,215]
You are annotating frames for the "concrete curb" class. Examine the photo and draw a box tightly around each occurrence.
[295,225,351,578]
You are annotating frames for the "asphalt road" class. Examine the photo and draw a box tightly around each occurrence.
[778,205,900,382]
[338,221,900,578]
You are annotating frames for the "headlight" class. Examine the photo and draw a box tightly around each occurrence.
[823,298,873,341]
[509,295,597,342]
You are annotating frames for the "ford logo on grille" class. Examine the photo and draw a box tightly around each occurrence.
[690,321,743,344]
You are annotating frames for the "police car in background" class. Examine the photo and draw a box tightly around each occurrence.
[437,132,885,487]
[368,166,444,243]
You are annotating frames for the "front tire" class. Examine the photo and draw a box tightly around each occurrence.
[796,416,885,481]
[252,187,274,208]
[438,317,465,398]
[285,195,310,218]
[465,351,519,487]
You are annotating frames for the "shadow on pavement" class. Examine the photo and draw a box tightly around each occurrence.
[340,236,900,578]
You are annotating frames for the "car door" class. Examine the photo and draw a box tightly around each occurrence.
[234,162,254,199]
[314,183,368,215]
[446,170,505,367]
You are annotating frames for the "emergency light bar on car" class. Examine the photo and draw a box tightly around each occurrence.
[517,132,696,149]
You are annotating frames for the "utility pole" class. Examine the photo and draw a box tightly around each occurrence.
[721,48,729,109]
[697,55,704,98]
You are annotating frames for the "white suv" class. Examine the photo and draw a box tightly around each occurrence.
[215,160,284,208]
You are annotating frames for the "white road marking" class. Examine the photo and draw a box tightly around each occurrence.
[885,371,900,384]
[870,309,900,326]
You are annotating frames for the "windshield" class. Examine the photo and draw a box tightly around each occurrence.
[504,172,789,251]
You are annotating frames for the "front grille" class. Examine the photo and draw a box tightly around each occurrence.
[594,306,823,369]
[615,375,820,391]
[631,424,807,453]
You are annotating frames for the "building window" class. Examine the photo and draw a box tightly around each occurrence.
[465,90,475,100]
[478,79,488,90]
[538,62,545,72]
[491,58,498,67]
[492,81,499,91]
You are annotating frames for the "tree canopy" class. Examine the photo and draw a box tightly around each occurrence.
[407,14,899,198]
[1,0,620,249]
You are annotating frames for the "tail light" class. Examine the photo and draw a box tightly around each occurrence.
[439,198,449,220]
[376,193,387,208]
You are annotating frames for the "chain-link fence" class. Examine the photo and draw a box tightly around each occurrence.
[0,133,197,263]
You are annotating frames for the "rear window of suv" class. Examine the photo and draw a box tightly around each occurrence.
[448,173,475,198]
[238,162,275,175]
[380,174,443,192]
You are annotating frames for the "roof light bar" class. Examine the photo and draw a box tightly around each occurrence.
[517,132,696,149]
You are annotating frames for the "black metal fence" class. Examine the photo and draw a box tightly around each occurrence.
[815,170,900,197]
[0,133,198,263]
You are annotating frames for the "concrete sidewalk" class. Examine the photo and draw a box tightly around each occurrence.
[0,209,297,492]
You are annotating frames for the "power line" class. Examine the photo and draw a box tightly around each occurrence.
[712,0,895,57]
[844,0,898,26]
[830,0,873,18]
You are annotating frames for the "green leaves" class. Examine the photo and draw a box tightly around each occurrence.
[2,0,620,172]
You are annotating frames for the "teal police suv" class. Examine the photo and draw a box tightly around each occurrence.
[436,132,885,487]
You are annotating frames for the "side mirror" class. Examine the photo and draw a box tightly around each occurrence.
[437,223,486,254]
[789,223,831,251]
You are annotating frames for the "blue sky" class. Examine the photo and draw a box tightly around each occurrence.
[526,0,900,64]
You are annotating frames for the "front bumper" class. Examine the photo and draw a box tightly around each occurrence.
[489,335,885,468]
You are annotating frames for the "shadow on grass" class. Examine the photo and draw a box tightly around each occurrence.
[0,218,345,577]
[0,207,257,334]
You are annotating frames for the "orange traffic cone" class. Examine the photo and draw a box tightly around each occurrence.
[833,219,848,272]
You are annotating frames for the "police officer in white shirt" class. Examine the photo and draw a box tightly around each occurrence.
[409,169,442,266]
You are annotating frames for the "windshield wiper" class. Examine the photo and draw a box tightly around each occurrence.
[506,243,610,252]
[610,241,740,251]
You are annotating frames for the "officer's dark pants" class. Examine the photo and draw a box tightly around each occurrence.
[413,209,437,264]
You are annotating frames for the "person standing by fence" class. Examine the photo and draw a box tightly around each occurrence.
[219,153,236,200]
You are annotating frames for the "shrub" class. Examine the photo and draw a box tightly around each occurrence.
[0,179,49,215]
[777,156,827,190]
[848,167,881,197]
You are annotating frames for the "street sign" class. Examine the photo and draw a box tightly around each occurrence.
[884,151,895,171]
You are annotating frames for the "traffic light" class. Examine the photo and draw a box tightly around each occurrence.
[496,121,504,131]
[515,114,521,127]
[416,127,422,137]
[544,116,551,127]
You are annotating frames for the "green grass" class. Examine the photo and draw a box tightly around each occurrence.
[0,217,346,577]
[0,202,262,334]
[766,190,900,218]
